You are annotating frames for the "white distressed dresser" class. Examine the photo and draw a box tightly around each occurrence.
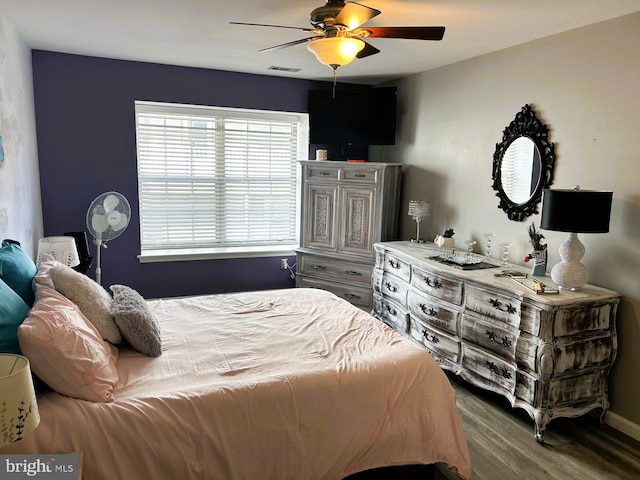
[372,241,621,442]
[295,161,402,311]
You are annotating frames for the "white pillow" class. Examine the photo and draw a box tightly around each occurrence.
[50,263,122,344]
[18,284,119,402]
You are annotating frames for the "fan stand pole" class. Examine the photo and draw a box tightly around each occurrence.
[95,240,103,285]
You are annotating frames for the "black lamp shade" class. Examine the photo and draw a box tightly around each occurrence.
[540,189,613,233]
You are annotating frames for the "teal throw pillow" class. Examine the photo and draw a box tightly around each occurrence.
[0,278,31,354]
[0,239,37,306]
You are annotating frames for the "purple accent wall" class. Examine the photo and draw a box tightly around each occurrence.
[32,51,330,298]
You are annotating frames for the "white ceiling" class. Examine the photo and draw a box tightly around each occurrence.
[2,0,640,85]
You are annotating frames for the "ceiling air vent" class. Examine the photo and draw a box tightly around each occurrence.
[268,66,301,72]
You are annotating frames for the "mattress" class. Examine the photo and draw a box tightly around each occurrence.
[2,288,470,479]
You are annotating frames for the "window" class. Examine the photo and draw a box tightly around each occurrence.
[135,101,308,262]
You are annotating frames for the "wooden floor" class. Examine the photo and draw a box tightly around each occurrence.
[438,373,640,480]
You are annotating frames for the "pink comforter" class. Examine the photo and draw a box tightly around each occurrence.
[3,288,470,479]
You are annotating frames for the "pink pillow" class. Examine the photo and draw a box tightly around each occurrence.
[33,253,58,289]
[18,284,119,402]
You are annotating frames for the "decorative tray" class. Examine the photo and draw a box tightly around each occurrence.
[429,254,498,270]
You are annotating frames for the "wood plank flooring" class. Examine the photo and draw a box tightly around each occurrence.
[438,373,640,480]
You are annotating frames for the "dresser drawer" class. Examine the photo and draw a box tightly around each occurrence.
[410,316,460,363]
[296,275,372,310]
[407,289,459,336]
[342,168,378,183]
[461,344,516,396]
[461,312,518,361]
[546,370,607,407]
[464,284,521,329]
[373,294,408,334]
[381,271,409,304]
[553,335,613,374]
[515,371,537,405]
[520,303,542,336]
[381,251,411,283]
[411,264,463,305]
[553,302,615,337]
[306,165,339,181]
[298,252,373,286]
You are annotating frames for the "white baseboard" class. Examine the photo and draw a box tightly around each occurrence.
[605,410,640,442]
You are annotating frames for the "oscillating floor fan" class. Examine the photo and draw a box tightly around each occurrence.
[86,192,131,285]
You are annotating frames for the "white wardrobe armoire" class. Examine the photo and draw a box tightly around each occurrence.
[295,160,402,310]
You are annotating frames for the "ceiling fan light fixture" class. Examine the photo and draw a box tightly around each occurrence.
[307,36,365,68]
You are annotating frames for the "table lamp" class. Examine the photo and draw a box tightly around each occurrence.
[540,186,612,291]
[408,200,431,243]
[0,354,40,446]
[36,236,80,267]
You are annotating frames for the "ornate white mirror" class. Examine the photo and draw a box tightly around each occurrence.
[491,104,556,221]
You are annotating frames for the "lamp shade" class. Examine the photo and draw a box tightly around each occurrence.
[37,236,80,267]
[540,188,612,233]
[0,354,40,447]
[307,37,365,68]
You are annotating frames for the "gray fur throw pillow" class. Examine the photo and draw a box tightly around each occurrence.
[110,284,162,357]
[50,264,122,344]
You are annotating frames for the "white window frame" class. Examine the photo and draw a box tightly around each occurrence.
[134,101,308,263]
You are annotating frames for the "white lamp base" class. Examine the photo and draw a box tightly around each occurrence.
[550,232,589,291]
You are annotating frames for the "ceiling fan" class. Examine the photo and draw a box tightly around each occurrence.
[231,0,445,73]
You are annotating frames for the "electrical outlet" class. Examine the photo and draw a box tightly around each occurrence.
[280,258,289,270]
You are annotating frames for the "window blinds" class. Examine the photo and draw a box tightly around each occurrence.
[135,101,306,253]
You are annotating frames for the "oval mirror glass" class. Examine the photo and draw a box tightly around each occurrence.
[500,136,542,205]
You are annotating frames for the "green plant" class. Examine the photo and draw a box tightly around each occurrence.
[528,223,546,250]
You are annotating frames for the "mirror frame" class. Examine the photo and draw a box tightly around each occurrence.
[491,104,556,221]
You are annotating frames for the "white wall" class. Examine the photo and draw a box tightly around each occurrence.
[376,11,640,435]
[0,12,43,256]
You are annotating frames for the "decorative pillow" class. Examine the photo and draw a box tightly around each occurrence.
[0,278,31,354]
[50,263,122,344]
[32,253,58,289]
[0,239,37,306]
[18,284,119,402]
[110,284,162,357]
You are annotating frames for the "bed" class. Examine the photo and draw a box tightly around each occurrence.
[0,245,470,480]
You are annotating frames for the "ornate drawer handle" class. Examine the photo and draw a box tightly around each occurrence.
[345,270,363,276]
[385,282,397,292]
[355,173,366,178]
[344,293,362,300]
[485,330,513,349]
[311,264,326,270]
[319,171,331,176]
[388,259,400,269]
[422,276,443,289]
[422,329,440,344]
[486,361,512,379]
[419,304,439,317]
[385,305,397,316]
[489,298,518,314]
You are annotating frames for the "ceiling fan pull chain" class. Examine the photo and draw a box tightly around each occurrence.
[332,66,337,98]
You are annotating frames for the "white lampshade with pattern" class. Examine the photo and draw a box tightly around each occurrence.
[0,354,40,447]
[37,236,80,267]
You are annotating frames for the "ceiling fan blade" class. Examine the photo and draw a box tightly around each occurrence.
[230,21,318,33]
[259,37,321,53]
[335,2,381,30]
[356,41,380,59]
[358,26,446,40]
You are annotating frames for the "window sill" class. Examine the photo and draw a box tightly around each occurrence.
[138,245,297,263]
